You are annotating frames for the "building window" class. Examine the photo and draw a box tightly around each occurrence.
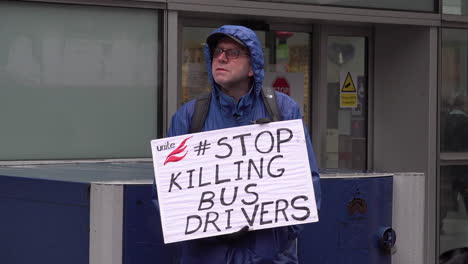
[255,0,435,13]
[440,28,468,256]
[440,165,468,254]
[443,0,468,15]
[441,29,468,153]
[0,2,160,160]
[324,36,367,171]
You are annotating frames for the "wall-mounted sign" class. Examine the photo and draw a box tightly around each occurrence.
[272,76,291,96]
[340,72,358,108]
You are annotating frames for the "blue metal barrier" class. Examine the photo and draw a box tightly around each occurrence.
[298,175,393,264]
[0,164,393,264]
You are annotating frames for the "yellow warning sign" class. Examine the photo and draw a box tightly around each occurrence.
[340,93,357,108]
[341,72,357,92]
[340,72,357,108]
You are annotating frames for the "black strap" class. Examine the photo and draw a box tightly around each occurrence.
[190,92,211,133]
[261,86,281,122]
[190,87,281,133]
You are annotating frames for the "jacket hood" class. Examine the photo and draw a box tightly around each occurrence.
[204,25,264,96]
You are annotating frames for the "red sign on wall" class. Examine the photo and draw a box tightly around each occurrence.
[272,77,290,96]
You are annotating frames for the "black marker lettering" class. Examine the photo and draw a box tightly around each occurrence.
[241,204,259,226]
[185,215,202,235]
[233,133,251,156]
[275,199,289,222]
[204,212,221,232]
[260,201,274,225]
[169,172,182,192]
[220,187,238,206]
[247,158,263,180]
[225,208,233,230]
[255,131,274,154]
[215,164,230,184]
[215,137,232,159]
[277,128,293,153]
[234,160,244,181]
[198,167,211,187]
[198,191,215,211]
[187,169,195,189]
[267,155,285,178]
[242,184,259,205]
[291,195,310,221]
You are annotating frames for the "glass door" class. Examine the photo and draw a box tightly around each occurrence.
[323,34,368,171]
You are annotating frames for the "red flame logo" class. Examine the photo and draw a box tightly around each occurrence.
[164,136,192,165]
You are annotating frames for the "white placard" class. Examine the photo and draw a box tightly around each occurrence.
[151,119,318,244]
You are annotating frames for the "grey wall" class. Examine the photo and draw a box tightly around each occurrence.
[374,25,430,172]
[373,24,438,263]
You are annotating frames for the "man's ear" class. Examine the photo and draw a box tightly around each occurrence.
[248,66,254,77]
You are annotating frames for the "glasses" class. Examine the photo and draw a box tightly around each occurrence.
[212,48,249,60]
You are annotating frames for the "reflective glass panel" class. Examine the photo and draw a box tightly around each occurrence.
[264,32,312,128]
[253,0,434,12]
[324,36,367,171]
[440,165,468,254]
[443,0,468,15]
[182,27,216,104]
[441,29,468,152]
[0,2,159,160]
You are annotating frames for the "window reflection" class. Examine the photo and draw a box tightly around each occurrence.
[440,28,468,261]
[264,31,311,128]
[182,27,215,104]
[251,0,434,12]
[324,36,367,171]
[443,0,468,15]
[440,166,468,254]
[0,2,159,160]
[441,29,468,153]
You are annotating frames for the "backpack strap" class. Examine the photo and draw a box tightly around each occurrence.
[190,92,212,133]
[190,86,281,133]
[261,86,281,122]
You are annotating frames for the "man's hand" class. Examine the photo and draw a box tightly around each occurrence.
[218,226,250,242]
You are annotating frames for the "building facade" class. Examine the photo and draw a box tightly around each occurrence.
[1,0,468,262]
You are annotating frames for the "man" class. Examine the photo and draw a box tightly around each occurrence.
[445,96,468,152]
[153,25,321,263]
[440,247,468,264]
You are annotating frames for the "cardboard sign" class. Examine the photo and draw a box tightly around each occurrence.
[151,119,318,244]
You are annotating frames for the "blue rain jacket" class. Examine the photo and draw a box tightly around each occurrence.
[153,25,321,264]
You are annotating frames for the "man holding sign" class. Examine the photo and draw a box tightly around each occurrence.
[152,25,321,264]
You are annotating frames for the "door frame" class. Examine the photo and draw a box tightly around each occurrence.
[313,24,374,170]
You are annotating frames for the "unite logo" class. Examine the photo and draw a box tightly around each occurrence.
[164,136,192,165]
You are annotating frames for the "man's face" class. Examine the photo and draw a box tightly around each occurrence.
[211,38,253,90]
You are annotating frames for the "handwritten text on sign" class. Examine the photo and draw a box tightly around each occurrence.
[151,119,318,244]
